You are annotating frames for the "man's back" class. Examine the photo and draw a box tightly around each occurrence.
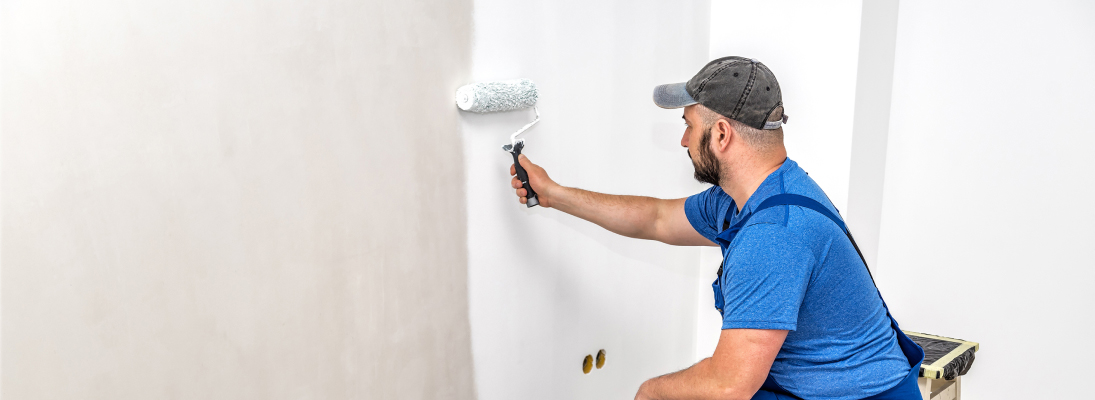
[685,159,910,399]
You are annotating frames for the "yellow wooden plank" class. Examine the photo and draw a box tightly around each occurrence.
[925,343,976,372]
[904,331,980,352]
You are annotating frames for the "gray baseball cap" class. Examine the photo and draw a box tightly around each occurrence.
[653,56,788,130]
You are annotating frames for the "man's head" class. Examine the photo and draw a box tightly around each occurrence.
[654,56,789,186]
[682,104,785,185]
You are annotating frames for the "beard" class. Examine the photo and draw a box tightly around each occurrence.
[689,126,722,186]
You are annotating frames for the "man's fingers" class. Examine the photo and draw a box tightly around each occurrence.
[517,154,535,171]
[509,154,542,207]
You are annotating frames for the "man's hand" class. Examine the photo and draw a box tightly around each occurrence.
[510,154,559,208]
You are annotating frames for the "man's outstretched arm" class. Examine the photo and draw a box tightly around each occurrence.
[635,328,787,400]
[510,155,715,246]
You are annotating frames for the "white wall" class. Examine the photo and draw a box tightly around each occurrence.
[462,1,710,399]
[699,0,864,359]
[2,1,476,398]
[876,1,1095,398]
[709,0,864,214]
[847,0,900,269]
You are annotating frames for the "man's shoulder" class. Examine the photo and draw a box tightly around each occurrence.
[683,185,733,241]
[685,185,732,219]
[780,163,833,205]
[728,220,818,273]
[740,192,845,252]
[694,185,730,202]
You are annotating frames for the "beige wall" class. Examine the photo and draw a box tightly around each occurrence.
[2,0,475,398]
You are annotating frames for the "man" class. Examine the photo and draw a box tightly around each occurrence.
[509,57,925,399]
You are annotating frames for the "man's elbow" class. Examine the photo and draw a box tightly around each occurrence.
[702,375,755,399]
[711,375,761,400]
[689,358,760,400]
[717,386,757,400]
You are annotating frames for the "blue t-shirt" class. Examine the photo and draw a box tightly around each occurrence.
[685,158,910,399]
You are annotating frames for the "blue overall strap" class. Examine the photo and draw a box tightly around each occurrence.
[753,194,846,231]
[711,194,866,312]
[744,194,876,285]
[741,194,925,399]
[717,194,848,254]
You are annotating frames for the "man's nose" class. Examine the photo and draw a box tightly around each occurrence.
[681,129,690,148]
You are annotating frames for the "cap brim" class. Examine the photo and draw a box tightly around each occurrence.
[652,82,697,109]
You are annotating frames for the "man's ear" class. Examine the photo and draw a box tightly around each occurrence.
[714,118,734,152]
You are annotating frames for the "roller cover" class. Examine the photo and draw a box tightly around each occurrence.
[455,79,538,113]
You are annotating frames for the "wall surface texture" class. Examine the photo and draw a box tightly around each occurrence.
[875,1,1095,399]
[462,1,711,399]
[2,0,476,398]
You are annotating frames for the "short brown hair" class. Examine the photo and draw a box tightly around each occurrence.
[697,105,783,152]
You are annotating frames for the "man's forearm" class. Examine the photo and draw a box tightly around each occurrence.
[510,155,707,245]
[637,329,784,400]
[636,358,751,400]
[547,185,664,241]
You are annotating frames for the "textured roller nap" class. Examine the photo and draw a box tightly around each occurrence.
[455,79,538,113]
[903,331,979,380]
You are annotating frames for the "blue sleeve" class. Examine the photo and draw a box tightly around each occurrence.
[684,186,726,242]
[721,223,815,331]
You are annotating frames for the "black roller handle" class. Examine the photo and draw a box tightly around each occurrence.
[508,141,539,208]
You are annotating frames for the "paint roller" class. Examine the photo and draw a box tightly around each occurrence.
[455,78,541,207]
